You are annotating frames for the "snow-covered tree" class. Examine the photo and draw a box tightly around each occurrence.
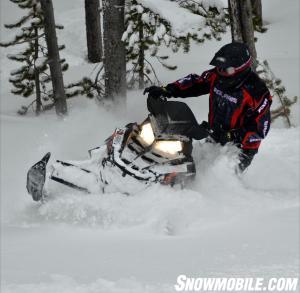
[123,0,227,89]
[0,0,69,115]
[174,0,228,39]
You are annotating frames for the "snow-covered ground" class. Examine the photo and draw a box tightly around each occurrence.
[1,0,299,292]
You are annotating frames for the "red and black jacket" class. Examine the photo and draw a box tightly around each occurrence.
[165,68,272,151]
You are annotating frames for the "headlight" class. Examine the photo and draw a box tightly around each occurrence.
[154,140,182,155]
[139,123,155,145]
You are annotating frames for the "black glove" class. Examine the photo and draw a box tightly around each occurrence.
[219,129,241,146]
[237,149,257,172]
[143,86,172,99]
[187,121,210,140]
[187,125,208,140]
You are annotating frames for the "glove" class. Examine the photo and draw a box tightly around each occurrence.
[143,86,172,99]
[237,149,257,173]
[219,129,241,146]
[187,121,210,140]
[200,121,209,131]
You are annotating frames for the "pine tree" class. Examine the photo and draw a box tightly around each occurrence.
[0,0,69,115]
[123,0,227,89]
[257,61,298,127]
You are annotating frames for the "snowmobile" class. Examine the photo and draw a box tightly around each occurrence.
[26,96,209,202]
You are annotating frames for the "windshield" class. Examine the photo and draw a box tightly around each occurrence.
[147,96,198,136]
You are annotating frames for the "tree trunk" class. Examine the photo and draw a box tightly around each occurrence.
[40,0,67,115]
[138,19,144,89]
[228,0,243,42]
[103,0,127,105]
[240,0,257,61]
[228,0,257,65]
[33,5,41,115]
[85,0,102,63]
[251,0,263,27]
[34,27,42,115]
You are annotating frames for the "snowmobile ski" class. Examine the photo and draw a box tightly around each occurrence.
[26,152,51,201]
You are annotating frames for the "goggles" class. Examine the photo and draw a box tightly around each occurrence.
[216,56,252,77]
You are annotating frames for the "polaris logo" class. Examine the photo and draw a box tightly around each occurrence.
[263,121,269,137]
[213,87,238,104]
[258,98,268,113]
[178,75,192,84]
[249,137,261,142]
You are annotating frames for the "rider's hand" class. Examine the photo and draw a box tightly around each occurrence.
[143,86,171,99]
[199,121,209,131]
[188,123,209,140]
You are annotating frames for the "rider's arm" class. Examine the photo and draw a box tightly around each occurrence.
[239,89,272,151]
[165,69,216,98]
[237,93,271,172]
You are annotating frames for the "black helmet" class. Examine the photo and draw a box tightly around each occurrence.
[210,42,252,77]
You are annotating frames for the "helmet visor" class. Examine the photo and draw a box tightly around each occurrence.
[217,66,236,77]
[216,56,252,77]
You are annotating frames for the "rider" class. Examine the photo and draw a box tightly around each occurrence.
[144,42,272,172]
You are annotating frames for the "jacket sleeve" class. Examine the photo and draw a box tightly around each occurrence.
[239,90,272,151]
[165,69,215,98]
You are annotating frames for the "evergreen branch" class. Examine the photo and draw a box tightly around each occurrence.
[55,24,64,30]
[94,65,104,85]
[1,33,45,47]
[19,0,35,9]
[89,62,102,77]
[19,33,45,44]
[17,98,37,115]
[5,13,33,29]
[144,58,160,84]
[10,0,27,3]
[156,56,177,70]
[143,73,154,85]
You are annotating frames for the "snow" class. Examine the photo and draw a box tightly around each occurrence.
[35,57,48,69]
[30,17,40,25]
[137,0,206,37]
[1,0,299,292]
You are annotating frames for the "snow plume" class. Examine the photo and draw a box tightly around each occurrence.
[14,128,299,236]
[1,87,299,234]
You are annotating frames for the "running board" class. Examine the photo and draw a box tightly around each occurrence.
[50,176,90,193]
